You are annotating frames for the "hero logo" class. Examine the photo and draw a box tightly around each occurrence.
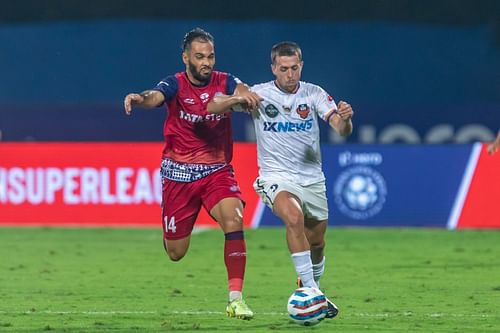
[334,165,387,220]
[263,119,313,132]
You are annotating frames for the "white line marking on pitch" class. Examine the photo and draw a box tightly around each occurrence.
[0,310,493,318]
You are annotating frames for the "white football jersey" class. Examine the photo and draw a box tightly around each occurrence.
[251,81,337,186]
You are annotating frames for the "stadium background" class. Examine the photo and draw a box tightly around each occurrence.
[1,0,499,228]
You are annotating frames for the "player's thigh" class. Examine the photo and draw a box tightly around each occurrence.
[254,177,303,211]
[201,166,245,232]
[302,181,329,221]
[273,190,306,227]
[253,177,282,209]
[302,182,328,245]
[162,179,202,241]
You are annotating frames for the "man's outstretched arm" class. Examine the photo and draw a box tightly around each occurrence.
[123,90,165,115]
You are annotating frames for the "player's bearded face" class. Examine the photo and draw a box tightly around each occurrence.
[272,55,303,93]
[184,40,215,84]
[188,59,212,83]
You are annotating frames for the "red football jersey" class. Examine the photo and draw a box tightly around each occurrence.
[154,71,238,164]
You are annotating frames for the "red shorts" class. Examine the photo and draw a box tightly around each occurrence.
[161,165,243,240]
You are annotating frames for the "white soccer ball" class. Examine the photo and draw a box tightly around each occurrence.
[287,287,328,326]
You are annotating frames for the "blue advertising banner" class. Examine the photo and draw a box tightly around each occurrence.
[257,145,473,227]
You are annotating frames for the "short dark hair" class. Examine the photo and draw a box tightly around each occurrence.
[182,28,214,52]
[271,41,302,64]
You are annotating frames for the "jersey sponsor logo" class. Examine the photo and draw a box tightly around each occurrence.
[183,98,196,105]
[333,166,387,220]
[327,95,333,102]
[282,105,292,112]
[264,104,279,118]
[263,119,313,132]
[296,104,311,119]
[179,110,227,123]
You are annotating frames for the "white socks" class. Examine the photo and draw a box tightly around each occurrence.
[229,291,242,302]
[291,250,318,289]
[312,256,325,288]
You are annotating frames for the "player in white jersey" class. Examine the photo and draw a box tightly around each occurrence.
[208,41,353,319]
[250,80,333,185]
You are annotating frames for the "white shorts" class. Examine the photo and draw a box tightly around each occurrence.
[253,177,329,221]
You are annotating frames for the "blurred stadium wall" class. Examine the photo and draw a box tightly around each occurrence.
[0,0,498,143]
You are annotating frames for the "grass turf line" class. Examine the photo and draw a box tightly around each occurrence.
[0,227,499,332]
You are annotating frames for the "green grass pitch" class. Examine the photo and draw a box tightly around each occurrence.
[0,227,499,332]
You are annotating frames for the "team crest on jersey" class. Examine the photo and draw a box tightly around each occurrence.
[296,104,310,119]
[199,92,210,103]
[264,104,279,118]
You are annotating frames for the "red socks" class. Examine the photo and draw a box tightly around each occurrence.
[224,231,246,292]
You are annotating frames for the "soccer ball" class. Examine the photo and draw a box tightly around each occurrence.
[287,287,328,326]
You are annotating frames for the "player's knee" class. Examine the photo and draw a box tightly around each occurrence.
[285,220,305,236]
[165,248,185,262]
[220,214,244,231]
[163,240,187,261]
[309,239,325,251]
[283,211,304,231]
[230,214,244,227]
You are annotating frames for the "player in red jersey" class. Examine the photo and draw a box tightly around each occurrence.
[123,28,260,319]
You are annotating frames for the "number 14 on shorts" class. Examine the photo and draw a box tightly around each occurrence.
[164,216,177,233]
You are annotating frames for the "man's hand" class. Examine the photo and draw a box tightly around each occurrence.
[208,88,262,115]
[329,100,353,137]
[336,101,353,120]
[123,93,144,115]
[234,90,262,112]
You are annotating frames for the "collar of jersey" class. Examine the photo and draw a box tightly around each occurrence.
[274,80,300,94]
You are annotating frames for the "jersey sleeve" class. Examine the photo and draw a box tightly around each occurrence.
[313,85,338,122]
[152,75,178,104]
[225,74,243,95]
